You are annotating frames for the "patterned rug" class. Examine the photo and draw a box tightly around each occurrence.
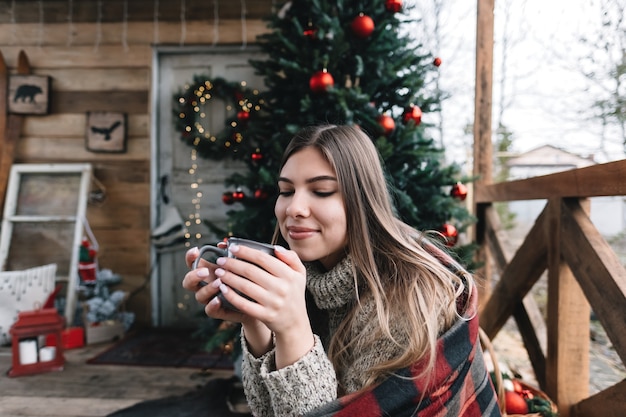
[87,327,234,369]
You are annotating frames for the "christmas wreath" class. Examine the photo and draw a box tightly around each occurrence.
[173,75,263,160]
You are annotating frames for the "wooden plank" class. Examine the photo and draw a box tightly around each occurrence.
[0,397,142,417]
[0,0,274,23]
[513,298,547,390]
[560,198,626,366]
[545,198,590,416]
[35,68,150,91]
[51,90,149,114]
[22,114,148,137]
[572,380,626,417]
[0,20,268,46]
[16,137,150,162]
[475,159,626,203]
[480,205,549,338]
[0,45,152,69]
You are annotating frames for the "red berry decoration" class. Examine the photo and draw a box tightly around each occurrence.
[402,104,422,125]
[222,192,234,205]
[440,223,458,247]
[433,57,442,67]
[309,69,335,93]
[385,0,403,13]
[232,188,245,201]
[450,182,468,201]
[351,13,375,38]
[237,110,250,122]
[251,149,263,162]
[254,188,269,200]
[377,114,395,136]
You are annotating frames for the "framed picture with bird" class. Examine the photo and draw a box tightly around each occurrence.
[85,112,127,153]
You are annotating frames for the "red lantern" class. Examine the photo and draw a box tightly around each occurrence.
[309,70,335,93]
[351,13,375,38]
[378,114,395,136]
[222,192,234,205]
[402,104,422,125]
[440,223,458,247]
[450,182,468,201]
[385,0,403,13]
[433,57,442,67]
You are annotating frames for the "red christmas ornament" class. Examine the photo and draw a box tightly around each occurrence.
[309,70,335,93]
[385,0,403,13]
[254,188,269,200]
[303,21,317,38]
[440,223,458,247]
[222,192,234,205]
[232,188,245,201]
[251,149,263,162]
[433,57,442,67]
[450,182,468,201]
[402,104,422,125]
[351,13,375,38]
[378,114,396,136]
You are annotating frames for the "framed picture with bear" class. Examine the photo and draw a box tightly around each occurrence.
[8,74,51,115]
[85,111,127,153]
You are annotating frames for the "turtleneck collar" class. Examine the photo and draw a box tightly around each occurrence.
[304,255,355,310]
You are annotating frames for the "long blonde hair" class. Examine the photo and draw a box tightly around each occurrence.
[274,124,473,388]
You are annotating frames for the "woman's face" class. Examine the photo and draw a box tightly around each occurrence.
[275,146,348,270]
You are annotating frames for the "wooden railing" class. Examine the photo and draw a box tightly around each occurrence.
[475,159,626,417]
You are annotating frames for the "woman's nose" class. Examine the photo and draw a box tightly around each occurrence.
[285,193,310,218]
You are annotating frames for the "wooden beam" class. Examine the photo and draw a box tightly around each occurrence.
[545,198,589,416]
[475,159,626,203]
[479,205,548,338]
[560,198,626,366]
[50,91,149,114]
[571,380,626,417]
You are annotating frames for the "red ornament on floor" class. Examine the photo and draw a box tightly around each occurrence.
[351,13,375,38]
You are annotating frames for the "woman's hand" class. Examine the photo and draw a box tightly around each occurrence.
[214,244,315,368]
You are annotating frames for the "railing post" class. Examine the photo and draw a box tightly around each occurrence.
[545,198,590,417]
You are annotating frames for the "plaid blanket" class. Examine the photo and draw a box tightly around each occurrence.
[305,240,501,417]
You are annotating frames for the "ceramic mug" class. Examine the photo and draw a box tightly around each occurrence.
[193,237,275,311]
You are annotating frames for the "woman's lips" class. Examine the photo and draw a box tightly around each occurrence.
[287,226,317,240]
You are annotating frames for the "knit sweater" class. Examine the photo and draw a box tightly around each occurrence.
[240,256,408,417]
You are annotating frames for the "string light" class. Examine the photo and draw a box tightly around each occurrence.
[240,0,247,49]
[37,0,44,48]
[212,0,219,46]
[122,0,129,51]
[94,0,102,52]
[67,0,74,47]
[180,0,187,46]
[153,0,160,45]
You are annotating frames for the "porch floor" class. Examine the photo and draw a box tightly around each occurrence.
[0,321,623,417]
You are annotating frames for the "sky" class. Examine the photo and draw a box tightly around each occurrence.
[408,0,626,168]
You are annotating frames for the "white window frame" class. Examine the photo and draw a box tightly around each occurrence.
[0,163,92,325]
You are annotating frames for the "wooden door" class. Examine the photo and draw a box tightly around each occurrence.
[153,48,264,327]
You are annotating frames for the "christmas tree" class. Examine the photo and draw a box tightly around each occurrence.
[207,0,475,263]
[183,0,477,359]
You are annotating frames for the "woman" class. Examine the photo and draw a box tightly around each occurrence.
[183,124,500,416]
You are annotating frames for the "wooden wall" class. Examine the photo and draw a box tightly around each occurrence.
[0,0,273,326]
